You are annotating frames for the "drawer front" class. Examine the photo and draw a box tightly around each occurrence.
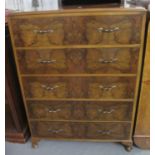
[11,14,143,47]
[86,122,130,139]
[22,77,135,99]
[28,101,133,121]
[17,48,139,74]
[85,15,142,45]
[11,17,65,47]
[31,122,131,140]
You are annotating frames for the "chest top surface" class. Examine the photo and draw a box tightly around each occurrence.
[6,0,147,17]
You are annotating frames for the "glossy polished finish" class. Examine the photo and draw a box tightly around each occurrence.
[31,121,131,140]
[28,101,133,121]
[11,15,143,47]
[17,48,139,74]
[8,0,146,151]
[22,76,135,99]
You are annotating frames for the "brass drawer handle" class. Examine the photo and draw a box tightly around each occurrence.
[38,59,57,64]
[47,108,61,113]
[97,109,115,114]
[48,128,63,134]
[97,130,112,135]
[97,27,120,33]
[99,85,117,91]
[33,29,54,34]
[41,84,59,91]
[98,58,118,64]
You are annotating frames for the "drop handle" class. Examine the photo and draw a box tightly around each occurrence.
[47,128,63,134]
[97,130,112,135]
[38,59,57,64]
[98,58,118,64]
[97,27,120,33]
[33,29,54,34]
[99,85,117,91]
[97,109,115,114]
[46,108,61,113]
[41,84,59,91]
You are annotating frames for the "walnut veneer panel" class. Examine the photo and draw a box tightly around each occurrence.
[11,15,143,47]
[8,6,146,150]
[22,76,136,99]
[17,48,139,74]
[31,121,131,140]
[28,101,133,121]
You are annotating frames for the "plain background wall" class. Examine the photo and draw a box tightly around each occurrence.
[5,0,59,11]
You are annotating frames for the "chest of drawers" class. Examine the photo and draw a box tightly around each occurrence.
[8,6,146,151]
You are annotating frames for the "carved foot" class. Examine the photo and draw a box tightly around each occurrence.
[125,145,133,152]
[121,141,133,152]
[32,138,40,149]
[32,143,38,149]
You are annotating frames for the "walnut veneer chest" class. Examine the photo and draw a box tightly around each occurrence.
[8,1,146,151]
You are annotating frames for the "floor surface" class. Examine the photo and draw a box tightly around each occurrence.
[6,140,150,155]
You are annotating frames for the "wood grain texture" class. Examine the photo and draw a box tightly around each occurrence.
[134,22,150,149]
[16,48,139,74]
[22,76,136,99]
[31,121,131,140]
[7,6,146,149]
[27,101,133,121]
[11,15,143,47]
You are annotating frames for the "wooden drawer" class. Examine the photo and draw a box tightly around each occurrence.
[10,14,143,47]
[22,77,135,99]
[85,101,133,121]
[28,101,133,121]
[86,122,130,140]
[85,15,142,45]
[17,48,139,74]
[31,122,131,140]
